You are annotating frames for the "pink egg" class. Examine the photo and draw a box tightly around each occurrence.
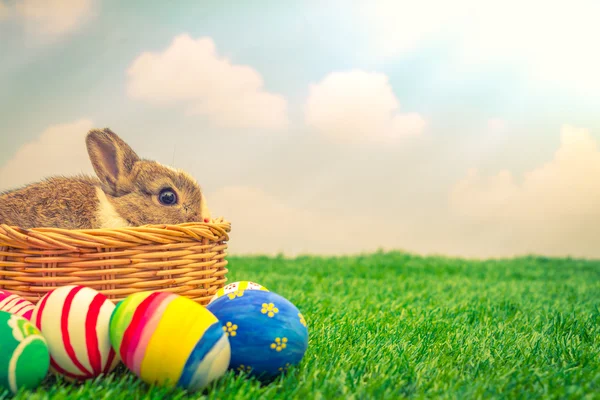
[0,290,35,321]
[31,285,121,381]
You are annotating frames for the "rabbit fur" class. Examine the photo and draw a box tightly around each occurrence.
[0,128,211,229]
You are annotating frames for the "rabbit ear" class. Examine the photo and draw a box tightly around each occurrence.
[86,128,140,195]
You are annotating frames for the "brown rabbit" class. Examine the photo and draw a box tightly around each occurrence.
[0,128,211,229]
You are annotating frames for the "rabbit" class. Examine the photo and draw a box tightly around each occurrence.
[0,128,212,229]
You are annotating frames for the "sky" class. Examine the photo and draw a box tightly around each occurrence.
[1,0,600,259]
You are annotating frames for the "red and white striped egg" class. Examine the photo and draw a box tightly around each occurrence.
[0,290,35,320]
[31,285,121,381]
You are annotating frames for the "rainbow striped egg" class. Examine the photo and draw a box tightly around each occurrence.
[209,281,269,304]
[0,290,35,321]
[109,291,231,391]
[31,285,120,381]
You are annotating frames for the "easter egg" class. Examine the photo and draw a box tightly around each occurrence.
[0,311,50,394]
[31,285,120,381]
[0,290,35,321]
[109,291,231,391]
[209,281,269,304]
[206,290,308,377]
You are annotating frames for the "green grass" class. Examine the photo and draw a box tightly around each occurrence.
[3,251,600,399]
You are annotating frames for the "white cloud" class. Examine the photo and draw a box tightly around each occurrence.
[0,119,95,192]
[304,70,426,144]
[3,0,95,36]
[449,124,600,258]
[126,34,288,130]
[355,0,600,94]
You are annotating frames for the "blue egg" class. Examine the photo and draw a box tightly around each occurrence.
[206,289,309,377]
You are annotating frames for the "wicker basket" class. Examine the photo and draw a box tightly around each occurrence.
[0,219,231,306]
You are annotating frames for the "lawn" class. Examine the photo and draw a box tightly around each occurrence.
[2,251,600,399]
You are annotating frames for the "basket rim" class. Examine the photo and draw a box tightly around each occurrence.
[0,219,231,250]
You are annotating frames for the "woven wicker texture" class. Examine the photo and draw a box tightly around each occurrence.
[0,218,231,306]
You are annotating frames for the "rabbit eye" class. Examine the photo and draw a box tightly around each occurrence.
[158,188,178,206]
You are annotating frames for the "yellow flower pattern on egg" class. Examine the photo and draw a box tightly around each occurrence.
[278,363,291,372]
[270,337,288,352]
[209,281,269,305]
[228,290,245,300]
[222,321,238,337]
[261,303,279,317]
[298,313,307,327]
[237,364,252,373]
